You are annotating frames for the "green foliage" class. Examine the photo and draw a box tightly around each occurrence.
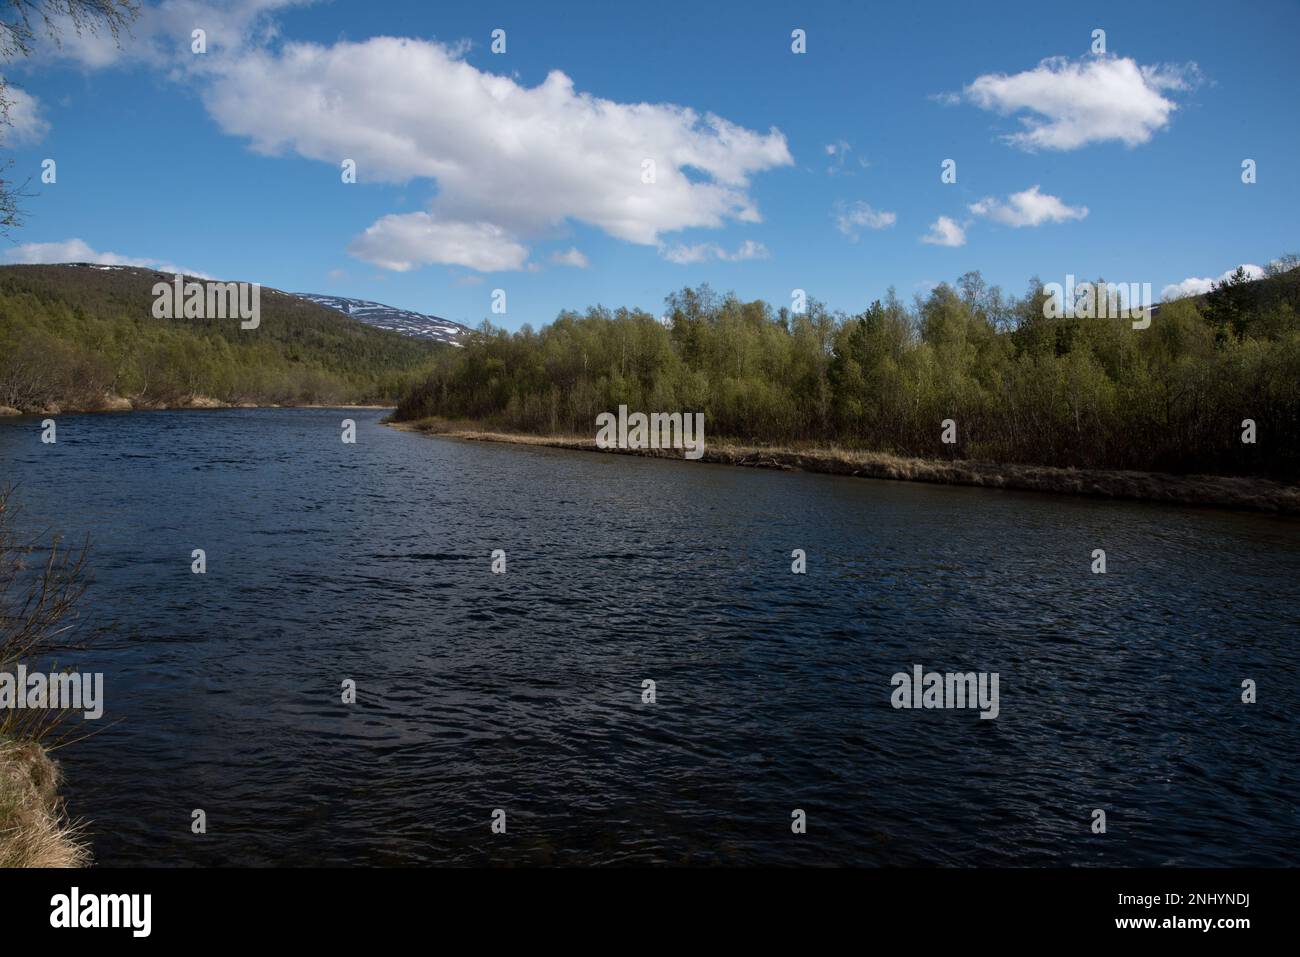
[396,266,1300,479]
[0,265,445,409]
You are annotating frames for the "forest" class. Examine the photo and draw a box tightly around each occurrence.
[395,260,1300,479]
[0,264,443,410]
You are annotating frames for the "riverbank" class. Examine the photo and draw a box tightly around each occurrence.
[389,417,1300,514]
[0,395,395,416]
[0,738,86,867]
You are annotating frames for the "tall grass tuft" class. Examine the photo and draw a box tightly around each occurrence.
[0,486,92,866]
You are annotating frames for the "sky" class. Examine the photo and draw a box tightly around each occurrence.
[2,0,1297,330]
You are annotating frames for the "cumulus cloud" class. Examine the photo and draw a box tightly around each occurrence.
[2,238,209,276]
[346,214,529,272]
[958,55,1200,151]
[659,239,769,264]
[969,185,1087,227]
[833,201,896,239]
[30,8,793,274]
[920,216,967,247]
[197,37,791,271]
[1161,263,1264,301]
[550,247,590,268]
[1,84,50,144]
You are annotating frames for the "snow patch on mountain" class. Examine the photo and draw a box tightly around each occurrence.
[293,293,468,345]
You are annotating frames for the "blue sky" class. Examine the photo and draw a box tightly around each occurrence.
[3,0,1297,329]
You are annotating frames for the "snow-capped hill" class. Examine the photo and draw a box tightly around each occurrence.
[293,293,468,345]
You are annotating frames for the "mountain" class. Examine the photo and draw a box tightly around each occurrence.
[0,263,445,413]
[292,293,468,345]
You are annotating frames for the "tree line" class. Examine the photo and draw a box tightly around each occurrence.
[395,260,1300,479]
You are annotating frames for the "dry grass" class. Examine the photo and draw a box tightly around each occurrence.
[1,488,94,867]
[391,417,1300,514]
[0,737,88,867]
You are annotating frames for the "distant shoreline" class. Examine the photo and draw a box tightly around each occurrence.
[389,417,1300,515]
[0,396,395,416]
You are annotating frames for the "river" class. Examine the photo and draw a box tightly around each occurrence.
[1,407,1296,865]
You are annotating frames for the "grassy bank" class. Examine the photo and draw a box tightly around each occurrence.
[0,738,86,867]
[391,417,1300,514]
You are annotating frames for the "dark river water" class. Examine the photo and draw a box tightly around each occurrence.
[1,408,1297,866]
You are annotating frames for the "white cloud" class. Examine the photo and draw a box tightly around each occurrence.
[1,85,50,144]
[1161,263,1264,301]
[2,238,208,276]
[197,37,791,271]
[969,185,1087,227]
[31,12,792,274]
[920,216,967,247]
[550,247,590,268]
[833,201,896,239]
[959,55,1200,151]
[660,239,769,265]
[346,215,529,272]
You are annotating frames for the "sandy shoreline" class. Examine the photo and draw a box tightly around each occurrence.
[389,418,1300,515]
